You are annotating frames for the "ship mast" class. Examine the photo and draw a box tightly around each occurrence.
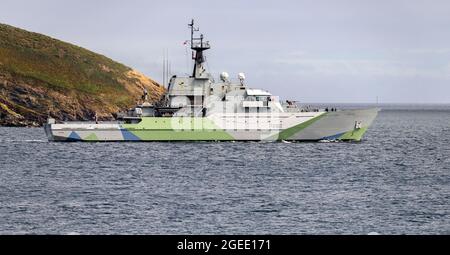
[188,19,210,79]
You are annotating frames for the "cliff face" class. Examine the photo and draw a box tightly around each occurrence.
[0,23,164,126]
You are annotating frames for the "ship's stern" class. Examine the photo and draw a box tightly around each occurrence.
[44,118,56,141]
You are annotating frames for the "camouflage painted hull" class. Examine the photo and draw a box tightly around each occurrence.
[44,108,379,142]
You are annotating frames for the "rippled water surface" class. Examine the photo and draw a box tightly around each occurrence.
[1,105,449,234]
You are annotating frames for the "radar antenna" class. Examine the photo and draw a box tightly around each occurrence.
[188,19,210,79]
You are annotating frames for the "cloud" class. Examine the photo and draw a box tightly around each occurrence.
[404,48,450,55]
[274,54,450,78]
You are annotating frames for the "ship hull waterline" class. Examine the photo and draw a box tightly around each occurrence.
[44,108,379,142]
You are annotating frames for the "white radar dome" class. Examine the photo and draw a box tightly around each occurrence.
[220,72,229,82]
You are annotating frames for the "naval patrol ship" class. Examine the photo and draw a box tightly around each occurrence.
[44,20,379,142]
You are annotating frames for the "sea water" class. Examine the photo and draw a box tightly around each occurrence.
[0,104,449,234]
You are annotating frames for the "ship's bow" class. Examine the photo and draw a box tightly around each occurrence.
[289,108,380,142]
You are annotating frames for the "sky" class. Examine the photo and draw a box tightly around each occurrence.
[1,0,449,103]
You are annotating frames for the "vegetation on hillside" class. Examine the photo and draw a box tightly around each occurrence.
[0,23,164,126]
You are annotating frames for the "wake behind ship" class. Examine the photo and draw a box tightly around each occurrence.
[44,20,379,142]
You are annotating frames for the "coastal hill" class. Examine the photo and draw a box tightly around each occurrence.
[0,23,164,126]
